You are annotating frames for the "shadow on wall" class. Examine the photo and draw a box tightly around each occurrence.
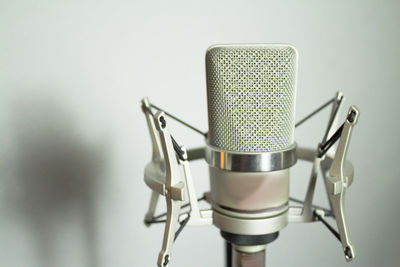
[5,94,107,267]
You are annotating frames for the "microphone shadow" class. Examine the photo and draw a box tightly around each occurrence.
[7,96,107,267]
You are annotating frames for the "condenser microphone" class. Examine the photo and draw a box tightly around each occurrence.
[205,44,298,262]
[141,43,359,267]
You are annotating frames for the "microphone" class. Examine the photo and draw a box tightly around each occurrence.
[205,44,298,262]
[140,43,359,267]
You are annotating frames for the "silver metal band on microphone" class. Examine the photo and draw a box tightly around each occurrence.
[205,143,297,172]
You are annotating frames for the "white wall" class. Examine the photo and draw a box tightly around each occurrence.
[0,0,398,266]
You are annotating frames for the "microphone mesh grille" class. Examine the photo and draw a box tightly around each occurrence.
[206,45,297,152]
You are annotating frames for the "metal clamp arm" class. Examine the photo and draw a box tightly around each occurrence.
[153,112,185,267]
[326,106,359,262]
[141,98,212,267]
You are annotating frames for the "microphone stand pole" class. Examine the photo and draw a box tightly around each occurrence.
[226,241,266,267]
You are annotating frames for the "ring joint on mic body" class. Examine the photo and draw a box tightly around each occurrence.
[205,143,297,172]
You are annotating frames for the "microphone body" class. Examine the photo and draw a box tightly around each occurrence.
[205,44,298,246]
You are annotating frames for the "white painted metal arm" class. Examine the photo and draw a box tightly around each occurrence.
[325,106,359,261]
[141,98,212,267]
[153,112,185,267]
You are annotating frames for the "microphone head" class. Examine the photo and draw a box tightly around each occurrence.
[206,44,298,153]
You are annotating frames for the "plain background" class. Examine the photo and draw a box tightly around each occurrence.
[0,0,399,266]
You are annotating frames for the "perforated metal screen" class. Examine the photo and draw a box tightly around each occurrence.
[206,44,297,152]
